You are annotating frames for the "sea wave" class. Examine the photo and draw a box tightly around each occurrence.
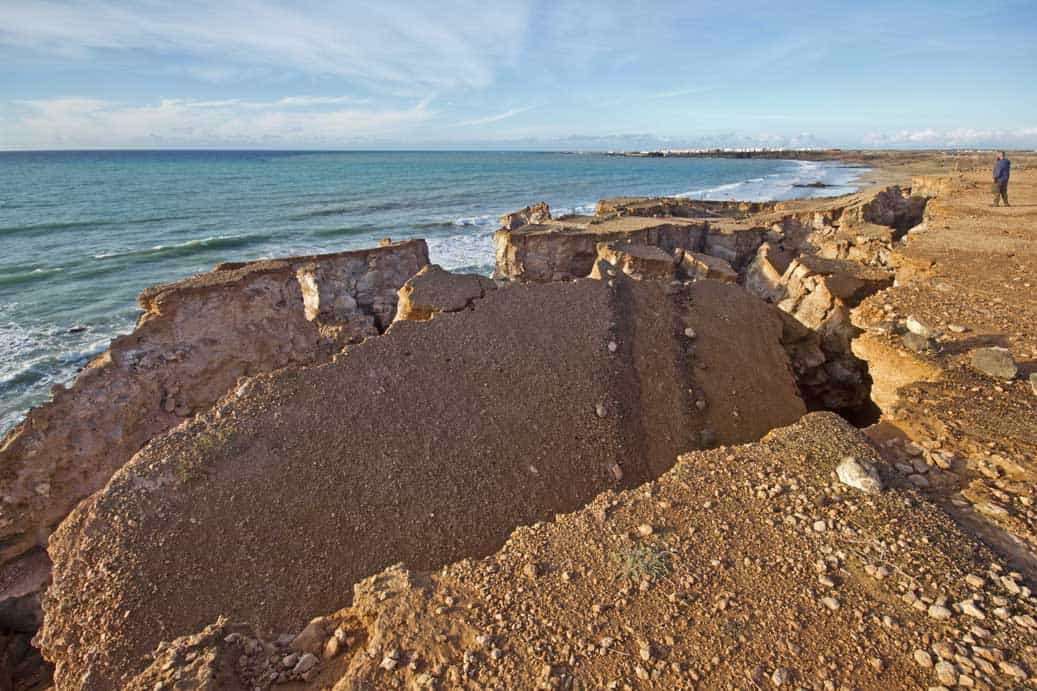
[289,199,416,221]
[0,266,65,287]
[0,219,107,235]
[677,160,864,202]
[93,234,268,261]
[311,225,378,238]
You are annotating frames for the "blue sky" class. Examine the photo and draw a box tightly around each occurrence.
[1,0,1035,150]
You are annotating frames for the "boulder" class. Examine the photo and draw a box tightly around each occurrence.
[971,347,1017,380]
[678,251,738,283]
[394,265,497,322]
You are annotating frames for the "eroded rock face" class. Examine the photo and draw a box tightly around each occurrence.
[747,253,893,410]
[0,241,428,593]
[589,241,677,281]
[840,186,927,236]
[677,250,738,283]
[498,202,551,231]
[39,276,804,689]
[493,217,706,282]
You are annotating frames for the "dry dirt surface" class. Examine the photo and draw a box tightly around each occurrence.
[38,277,805,689]
[850,161,1037,575]
[128,413,1037,691]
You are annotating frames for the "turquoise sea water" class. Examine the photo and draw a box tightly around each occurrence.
[0,150,866,434]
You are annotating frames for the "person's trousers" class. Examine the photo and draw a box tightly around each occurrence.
[993,180,1009,206]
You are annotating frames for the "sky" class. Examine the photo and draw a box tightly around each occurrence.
[1,0,1035,150]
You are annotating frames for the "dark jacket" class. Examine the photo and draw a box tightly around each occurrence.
[994,159,1011,183]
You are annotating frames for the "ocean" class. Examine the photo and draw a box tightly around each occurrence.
[0,150,866,435]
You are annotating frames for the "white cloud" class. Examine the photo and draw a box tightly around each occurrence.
[0,0,532,91]
[0,96,435,149]
[863,127,1037,148]
[452,106,534,127]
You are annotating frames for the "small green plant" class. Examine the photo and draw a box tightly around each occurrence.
[613,543,671,584]
[194,427,231,456]
[173,427,233,484]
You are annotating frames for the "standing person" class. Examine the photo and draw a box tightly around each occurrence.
[993,151,1011,207]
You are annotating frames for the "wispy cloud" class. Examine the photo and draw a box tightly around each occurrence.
[452,106,535,127]
[0,96,436,149]
[650,87,711,99]
[0,0,532,91]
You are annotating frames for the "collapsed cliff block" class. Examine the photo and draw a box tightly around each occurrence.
[841,186,927,236]
[0,240,428,581]
[124,413,1037,691]
[588,241,677,280]
[749,254,892,411]
[677,250,738,283]
[700,222,767,269]
[394,265,497,322]
[38,275,805,689]
[498,202,551,231]
[493,216,706,281]
[745,242,794,302]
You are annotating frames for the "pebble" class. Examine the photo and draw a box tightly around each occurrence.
[607,340,618,353]
[770,667,790,686]
[836,456,883,494]
[595,403,608,418]
[812,520,827,532]
[999,661,1028,679]
[928,604,953,620]
[684,327,697,339]
[637,524,654,537]
[294,653,319,675]
[821,597,840,611]
[934,660,958,686]
[959,600,985,619]
[906,315,935,338]
[914,650,933,668]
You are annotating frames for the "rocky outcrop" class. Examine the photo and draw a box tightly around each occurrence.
[498,202,551,230]
[493,216,707,282]
[394,264,497,322]
[38,275,804,689]
[0,241,428,636]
